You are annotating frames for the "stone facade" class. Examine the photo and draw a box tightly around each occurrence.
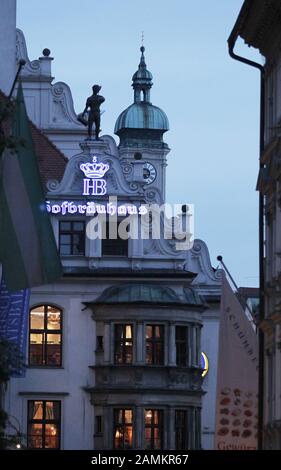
[230,0,281,450]
[2,4,222,450]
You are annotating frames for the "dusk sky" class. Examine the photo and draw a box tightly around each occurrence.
[17,0,263,286]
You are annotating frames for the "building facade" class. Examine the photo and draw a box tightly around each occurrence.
[1,2,222,450]
[229,0,281,450]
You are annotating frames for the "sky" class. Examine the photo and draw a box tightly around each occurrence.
[17,0,263,287]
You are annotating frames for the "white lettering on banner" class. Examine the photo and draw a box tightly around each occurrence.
[46,201,148,216]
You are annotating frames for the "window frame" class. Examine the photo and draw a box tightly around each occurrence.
[145,324,165,365]
[144,409,164,450]
[27,400,61,450]
[101,219,129,257]
[28,305,63,368]
[113,408,134,449]
[114,324,133,364]
[175,409,188,450]
[59,220,86,256]
[176,326,189,367]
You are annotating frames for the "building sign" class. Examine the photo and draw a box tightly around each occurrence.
[46,201,148,216]
[80,156,109,196]
[46,155,148,216]
[0,278,30,376]
[201,351,209,378]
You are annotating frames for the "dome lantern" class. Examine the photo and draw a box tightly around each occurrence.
[132,46,153,104]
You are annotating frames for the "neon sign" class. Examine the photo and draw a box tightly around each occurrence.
[46,201,148,216]
[80,156,109,196]
[201,351,209,377]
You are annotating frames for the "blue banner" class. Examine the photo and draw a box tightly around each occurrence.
[0,278,30,376]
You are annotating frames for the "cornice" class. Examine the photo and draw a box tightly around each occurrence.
[237,0,281,59]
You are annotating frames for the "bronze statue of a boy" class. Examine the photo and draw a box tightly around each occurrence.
[82,85,105,140]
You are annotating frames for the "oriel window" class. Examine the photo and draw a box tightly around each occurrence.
[146,325,164,365]
[114,324,133,364]
[27,400,61,449]
[144,409,163,450]
[59,221,85,256]
[29,305,62,367]
[113,409,133,449]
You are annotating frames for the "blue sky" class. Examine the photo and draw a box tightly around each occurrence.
[17,0,262,286]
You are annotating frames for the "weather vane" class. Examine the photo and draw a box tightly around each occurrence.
[141,31,144,46]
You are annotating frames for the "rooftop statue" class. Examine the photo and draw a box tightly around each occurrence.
[79,85,105,140]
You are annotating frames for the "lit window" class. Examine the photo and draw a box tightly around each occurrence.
[27,400,61,449]
[114,324,133,364]
[113,409,133,449]
[144,409,163,450]
[175,410,188,450]
[29,305,62,367]
[59,221,85,256]
[146,325,164,365]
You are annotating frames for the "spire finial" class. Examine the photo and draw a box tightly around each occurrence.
[140,32,145,55]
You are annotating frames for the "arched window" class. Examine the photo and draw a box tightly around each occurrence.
[29,305,62,367]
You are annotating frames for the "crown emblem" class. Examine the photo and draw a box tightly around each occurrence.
[80,156,110,179]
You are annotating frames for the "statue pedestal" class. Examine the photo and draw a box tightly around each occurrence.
[79,139,108,155]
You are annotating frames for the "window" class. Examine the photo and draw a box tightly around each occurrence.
[195,327,201,366]
[96,336,103,352]
[29,305,62,367]
[134,152,142,160]
[176,326,189,367]
[144,409,163,450]
[146,325,164,365]
[102,220,128,256]
[27,400,61,449]
[175,410,188,450]
[194,408,201,449]
[95,416,103,435]
[114,324,133,364]
[59,221,85,255]
[113,409,133,449]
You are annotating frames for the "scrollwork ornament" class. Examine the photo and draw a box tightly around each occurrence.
[192,242,201,253]
[129,182,139,191]
[122,163,133,175]
[53,85,64,96]
[46,179,60,192]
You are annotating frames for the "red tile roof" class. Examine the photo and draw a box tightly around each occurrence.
[0,90,67,190]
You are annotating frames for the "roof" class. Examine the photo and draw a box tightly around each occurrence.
[91,283,204,306]
[0,89,67,190]
[115,102,169,134]
[229,0,281,57]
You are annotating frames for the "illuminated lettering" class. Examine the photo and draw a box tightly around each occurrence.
[82,178,107,196]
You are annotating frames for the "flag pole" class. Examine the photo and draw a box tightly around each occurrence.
[217,255,239,291]
[217,255,257,325]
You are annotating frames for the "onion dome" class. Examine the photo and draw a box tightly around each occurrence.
[114,46,169,147]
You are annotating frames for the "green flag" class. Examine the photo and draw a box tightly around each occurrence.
[0,83,62,291]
